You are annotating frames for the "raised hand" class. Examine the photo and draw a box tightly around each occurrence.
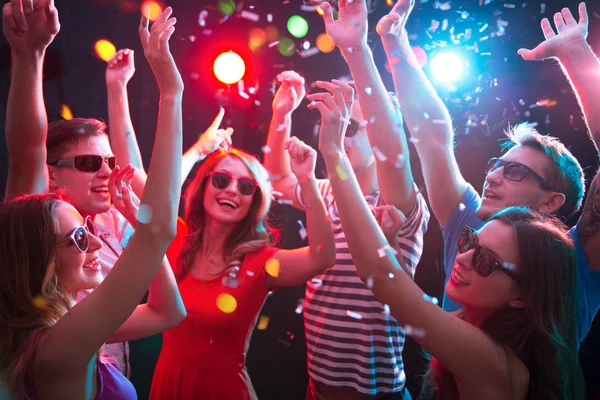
[373,204,406,243]
[285,137,317,182]
[307,80,354,155]
[518,2,588,61]
[108,165,140,228]
[319,0,368,49]
[194,108,233,155]
[2,0,60,55]
[272,70,306,117]
[106,48,135,86]
[138,6,183,97]
[376,0,414,41]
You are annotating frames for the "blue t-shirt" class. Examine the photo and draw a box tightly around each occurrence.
[441,185,600,344]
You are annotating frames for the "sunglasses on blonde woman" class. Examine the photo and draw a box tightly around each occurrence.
[207,171,258,196]
[57,216,96,253]
[458,226,519,281]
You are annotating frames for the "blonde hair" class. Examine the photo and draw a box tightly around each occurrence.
[178,149,277,278]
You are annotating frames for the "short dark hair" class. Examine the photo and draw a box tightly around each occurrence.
[46,118,108,163]
[502,123,584,220]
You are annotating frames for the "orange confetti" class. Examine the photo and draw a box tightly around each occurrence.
[60,104,73,120]
[257,315,270,330]
[265,258,280,278]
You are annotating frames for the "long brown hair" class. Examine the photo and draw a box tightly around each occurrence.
[177,149,278,278]
[422,207,584,400]
[0,194,76,398]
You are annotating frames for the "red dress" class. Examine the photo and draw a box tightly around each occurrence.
[150,220,279,400]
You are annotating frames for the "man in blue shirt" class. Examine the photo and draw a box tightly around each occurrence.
[380,0,600,344]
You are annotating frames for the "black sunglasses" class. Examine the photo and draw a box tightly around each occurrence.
[458,226,519,281]
[57,216,96,253]
[48,155,116,172]
[486,157,556,192]
[207,171,258,196]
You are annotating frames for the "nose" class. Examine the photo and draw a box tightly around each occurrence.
[455,249,474,271]
[88,231,103,252]
[224,179,239,195]
[485,164,503,186]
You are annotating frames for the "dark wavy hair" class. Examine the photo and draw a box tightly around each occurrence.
[422,207,584,400]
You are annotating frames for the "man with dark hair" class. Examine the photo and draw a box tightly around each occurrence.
[379,0,600,343]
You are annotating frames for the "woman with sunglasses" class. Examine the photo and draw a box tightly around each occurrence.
[310,80,584,399]
[149,141,336,400]
[0,6,185,399]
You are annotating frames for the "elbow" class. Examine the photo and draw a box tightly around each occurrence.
[312,246,336,271]
[167,306,187,329]
[140,219,178,243]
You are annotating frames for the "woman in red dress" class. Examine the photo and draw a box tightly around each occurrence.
[150,139,336,400]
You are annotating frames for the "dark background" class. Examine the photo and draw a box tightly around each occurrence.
[2,0,600,398]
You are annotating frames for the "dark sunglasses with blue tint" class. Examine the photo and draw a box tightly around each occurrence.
[48,155,116,172]
[57,216,96,253]
[458,226,519,281]
[207,171,259,196]
[486,157,556,192]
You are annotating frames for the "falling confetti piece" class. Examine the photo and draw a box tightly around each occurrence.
[295,298,305,314]
[297,220,308,240]
[383,304,390,316]
[246,270,255,277]
[364,87,372,96]
[277,199,294,205]
[137,204,153,224]
[423,294,439,305]
[60,104,73,120]
[405,324,426,338]
[335,165,348,181]
[311,278,323,287]
[346,310,363,320]
[388,272,395,279]
[459,203,466,211]
[366,275,374,289]
[265,258,281,277]
[216,293,237,313]
[198,10,208,26]
[262,145,272,154]
[240,10,259,22]
[257,315,270,330]
[32,295,48,309]
[394,154,405,169]
[372,147,388,162]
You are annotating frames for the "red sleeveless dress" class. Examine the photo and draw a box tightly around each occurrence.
[150,219,278,400]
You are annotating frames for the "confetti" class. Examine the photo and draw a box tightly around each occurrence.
[394,154,405,169]
[311,278,323,287]
[423,294,439,305]
[240,10,259,22]
[246,270,255,277]
[137,204,153,224]
[346,310,363,320]
[299,47,320,58]
[364,87,372,96]
[372,147,388,162]
[257,315,270,330]
[265,258,281,278]
[383,304,390,316]
[405,324,426,338]
[459,203,466,211]
[261,145,272,154]
[297,220,308,240]
[335,165,348,181]
[366,275,374,289]
[388,272,395,279]
[267,13,273,22]
[216,293,237,314]
[277,199,294,205]
[198,10,208,27]
[295,298,305,314]
[503,262,516,271]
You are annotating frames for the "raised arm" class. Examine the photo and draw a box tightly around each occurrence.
[518,3,600,273]
[181,108,232,185]
[3,0,60,200]
[378,0,468,227]
[106,48,148,196]
[318,1,416,215]
[37,7,183,370]
[104,165,185,343]
[263,71,307,210]
[518,2,600,145]
[315,79,518,395]
[266,137,336,289]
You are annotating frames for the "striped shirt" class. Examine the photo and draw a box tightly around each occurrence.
[297,180,430,395]
[76,206,134,377]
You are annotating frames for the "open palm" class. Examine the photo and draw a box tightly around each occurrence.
[518,2,588,61]
[376,0,414,38]
[320,0,368,48]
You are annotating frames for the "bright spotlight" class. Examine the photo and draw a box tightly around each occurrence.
[213,51,246,85]
[429,52,464,84]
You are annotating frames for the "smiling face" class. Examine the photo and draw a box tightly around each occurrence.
[446,220,521,312]
[53,202,103,295]
[477,146,553,221]
[203,157,257,226]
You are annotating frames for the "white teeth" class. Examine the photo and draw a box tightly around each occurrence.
[218,199,237,208]
[453,270,467,284]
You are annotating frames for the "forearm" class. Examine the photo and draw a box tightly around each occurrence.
[146,256,185,320]
[300,177,336,267]
[558,40,600,149]
[107,82,147,192]
[382,36,453,146]
[181,144,206,186]
[140,93,183,237]
[263,112,293,178]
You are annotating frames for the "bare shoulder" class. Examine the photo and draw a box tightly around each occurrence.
[505,348,530,400]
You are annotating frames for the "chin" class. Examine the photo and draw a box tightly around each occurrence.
[475,204,497,221]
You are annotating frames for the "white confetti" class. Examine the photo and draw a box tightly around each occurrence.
[240,10,259,22]
[198,10,208,27]
[388,272,395,279]
[267,13,273,22]
[277,199,294,205]
[364,87,372,96]
[300,47,320,58]
[246,270,255,277]
[297,220,308,240]
[394,154,405,169]
[311,278,323,287]
[372,146,388,162]
[405,324,426,338]
[366,275,374,289]
[261,145,271,154]
[346,310,363,320]
[137,204,153,224]
[383,304,390,316]
[295,298,304,314]
[459,203,466,211]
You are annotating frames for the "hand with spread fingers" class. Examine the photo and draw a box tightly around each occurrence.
[518,2,588,61]
[374,204,406,244]
[194,108,233,155]
[376,0,414,45]
[285,137,317,183]
[272,70,306,117]
[318,0,368,49]
[2,0,60,55]
[138,6,183,97]
[108,164,141,228]
[106,48,136,86]
[307,80,355,156]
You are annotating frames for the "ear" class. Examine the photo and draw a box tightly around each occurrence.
[538,191,566,215]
